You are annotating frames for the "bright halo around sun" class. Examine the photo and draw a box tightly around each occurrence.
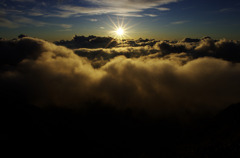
[107,16,133,44]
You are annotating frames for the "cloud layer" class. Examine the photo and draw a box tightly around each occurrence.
[1,36,240,119]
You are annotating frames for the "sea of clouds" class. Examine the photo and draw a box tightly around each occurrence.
[1,36,240,118]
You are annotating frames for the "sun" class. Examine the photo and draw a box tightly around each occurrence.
[107,16,134,44]
[116,27,124,36]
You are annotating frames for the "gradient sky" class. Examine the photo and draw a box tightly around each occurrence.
[0,0,240,41]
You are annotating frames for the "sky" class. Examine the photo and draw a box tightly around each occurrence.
[0,0,240,41]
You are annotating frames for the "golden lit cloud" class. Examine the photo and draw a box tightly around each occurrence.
[1,37,240,118]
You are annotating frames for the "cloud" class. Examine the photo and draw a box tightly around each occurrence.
[11,0,35,2]
[57,29,72,32]
[1,0,179,19]
[144,14,158,17]
[1,37,240,120]
[28,9,45,16]
[56,35,240,63]
[55,35,159,49]
[74,45,158,65]
[89,18,98,22]
[0,16,72,29]
[86,0,177,9]
[59,24,72,29]
[0,16,46,28]
[219,8,234,13]
[194,38,240,62]
[55,35,118,49]
[51,5,144,17]
[14,16,46,27]
[171,20,188,25]
[47,0,178,17]
[113,13,144,17]
[157,7,170,11]
[154,41,188,55]
[181,38,200,43]
[0,18,19,28]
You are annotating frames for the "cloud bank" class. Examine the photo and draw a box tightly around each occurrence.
[1,36,240,119]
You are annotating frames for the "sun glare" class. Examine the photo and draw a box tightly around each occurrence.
[107,16,134,44]
[116,27,124,36]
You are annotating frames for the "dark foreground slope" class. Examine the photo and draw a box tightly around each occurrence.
[1,103,240,157]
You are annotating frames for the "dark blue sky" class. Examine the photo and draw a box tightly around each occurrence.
[0,0,240,41]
